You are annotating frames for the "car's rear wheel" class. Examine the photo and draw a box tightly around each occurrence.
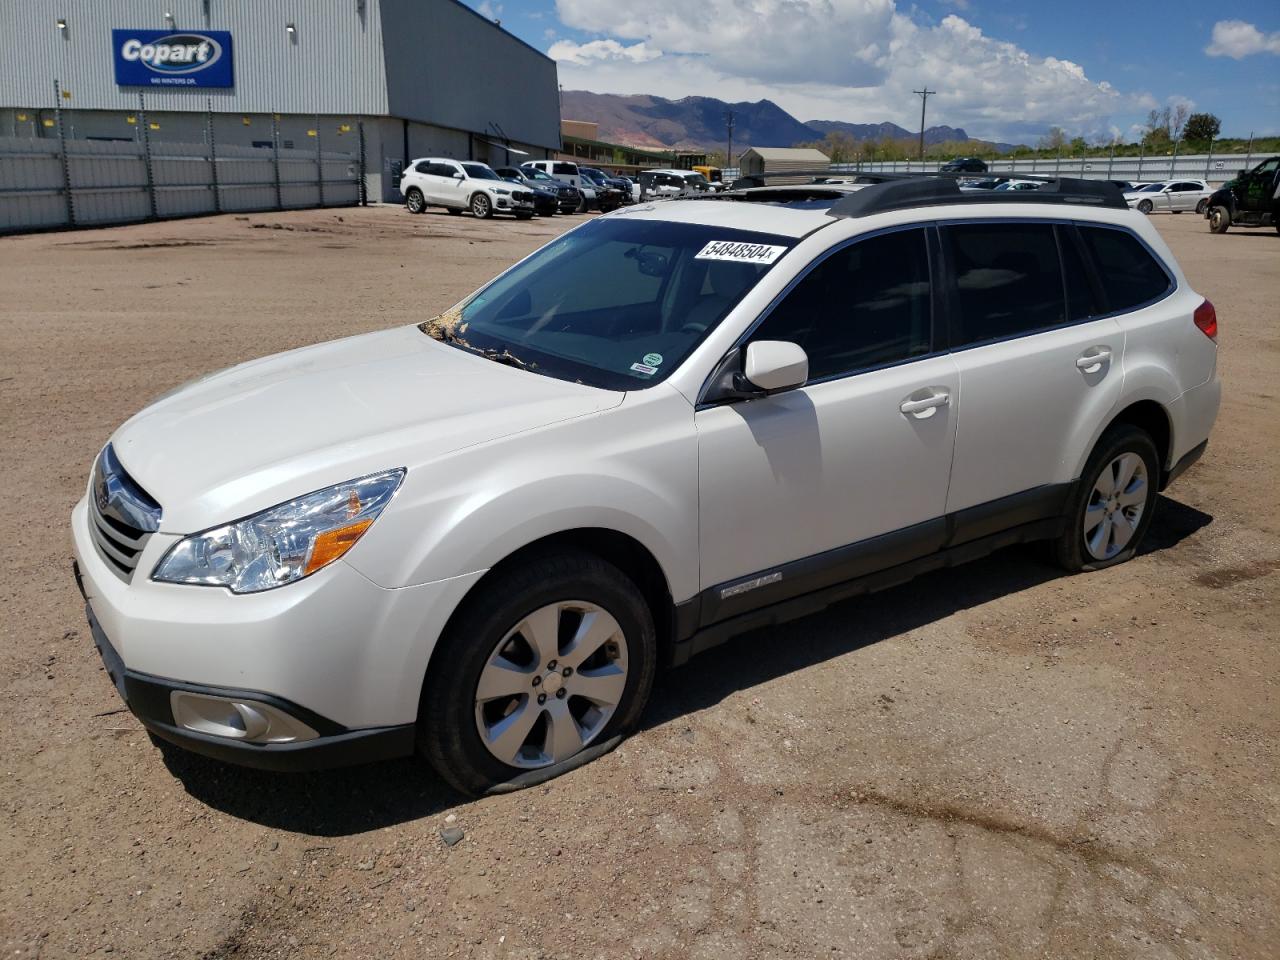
[418,549,657,796]
[1137,199,1153,214]
[1053,425,1160,572]
[1195,199,1208,215]
[405,188,426,214]
[1208,206,1230,233]
[471,193,492,219]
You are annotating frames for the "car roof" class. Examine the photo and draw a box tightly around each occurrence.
[600,178,1140,239]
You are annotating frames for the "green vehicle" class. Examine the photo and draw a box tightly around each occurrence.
[1205,156,1280,234]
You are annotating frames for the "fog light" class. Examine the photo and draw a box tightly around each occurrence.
[170,691,318,744]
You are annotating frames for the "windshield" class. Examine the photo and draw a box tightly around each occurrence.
[527,169,558,184]
[462,163,501,181]
[420,218,794,390]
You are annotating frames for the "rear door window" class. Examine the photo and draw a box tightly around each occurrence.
[1077,226,1172,313]
[941,222,1067,347]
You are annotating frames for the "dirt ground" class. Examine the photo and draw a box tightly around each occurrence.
[1,205,1276,960]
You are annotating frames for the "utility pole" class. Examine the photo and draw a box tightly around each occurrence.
[725,109,735,167]
[913,87,936,162]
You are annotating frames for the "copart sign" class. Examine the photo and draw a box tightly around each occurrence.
[112,29,234,87]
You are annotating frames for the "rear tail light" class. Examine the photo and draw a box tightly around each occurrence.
[1193,299,1218,341]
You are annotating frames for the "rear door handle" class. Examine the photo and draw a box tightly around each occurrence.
[1076,346,1113,374]
[900,388,951,418]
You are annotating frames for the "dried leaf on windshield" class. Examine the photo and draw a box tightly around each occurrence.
[419,305,468,344]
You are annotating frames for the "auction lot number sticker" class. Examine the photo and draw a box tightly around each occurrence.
[694,241,787,264]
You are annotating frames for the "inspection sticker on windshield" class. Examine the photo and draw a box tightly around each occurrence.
[695,240,787,264]
[630,362,658,376]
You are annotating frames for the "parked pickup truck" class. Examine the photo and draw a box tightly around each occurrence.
[1206,156,1280,234]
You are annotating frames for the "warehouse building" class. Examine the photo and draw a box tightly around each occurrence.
[0,0,562,201]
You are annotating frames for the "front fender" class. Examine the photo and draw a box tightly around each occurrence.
[344,388,701,602]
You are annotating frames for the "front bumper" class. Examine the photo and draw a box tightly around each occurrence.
[71,496,486,733]
[80,591,415,771]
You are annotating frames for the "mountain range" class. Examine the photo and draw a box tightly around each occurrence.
[560,90,1014,153]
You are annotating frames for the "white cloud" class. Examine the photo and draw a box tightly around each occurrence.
[548,38,663,65]
[1205,19,1280,59]
[550,2,1150,141]
[476,1,503,20]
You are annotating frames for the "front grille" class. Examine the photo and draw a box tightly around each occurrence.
[513,190,531,202]
[89,444,162,581]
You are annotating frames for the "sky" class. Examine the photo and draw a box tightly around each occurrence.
[462,0,1280,144]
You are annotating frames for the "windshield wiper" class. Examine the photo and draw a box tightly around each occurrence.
[482,349,529,370]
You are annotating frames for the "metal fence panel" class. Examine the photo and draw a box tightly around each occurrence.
[0,132,363,234]
[722,152,1255,186]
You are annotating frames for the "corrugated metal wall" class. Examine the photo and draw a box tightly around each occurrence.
[0,133,362,233]
[1,0,389,116]
[381,0,561,152]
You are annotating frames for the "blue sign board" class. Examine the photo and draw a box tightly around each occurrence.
[112,29,234,87]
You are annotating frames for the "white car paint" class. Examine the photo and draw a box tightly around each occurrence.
[399,157,534,216]
[73,191,1220,761]
[1123,179,1212,213]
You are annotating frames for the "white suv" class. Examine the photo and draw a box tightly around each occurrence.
[400,158,535,219]
[73,176,1220,794]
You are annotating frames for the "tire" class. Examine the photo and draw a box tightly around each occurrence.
[576,194,589,214]
[1195,199,1208,215]
[404,188,426,214]
[446,207,462,217]
[1208,206,1230,233]
[515,211,534,221]
[418,549,658,796]
[1053,425,1160,573]
[470,193,493,219]
[1137,199,1153,214]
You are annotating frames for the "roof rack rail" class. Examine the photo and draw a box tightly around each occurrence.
[828,175,1126,217]
[727,169,913,189]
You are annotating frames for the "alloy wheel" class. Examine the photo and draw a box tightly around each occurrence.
[1083,452,1149,561]
[474,601,628,769]
[406,190,424,213]
[1138,200,1153,214]
[472,194,490,218]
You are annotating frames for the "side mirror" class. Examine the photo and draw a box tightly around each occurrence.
[454,172,465,180]
[743,341,809,393]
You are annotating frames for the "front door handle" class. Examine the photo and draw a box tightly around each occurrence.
[1076,346,1113,374]
[900,388,951,418]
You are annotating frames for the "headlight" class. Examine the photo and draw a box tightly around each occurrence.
[495,188,510,195]
[153,469,404,593]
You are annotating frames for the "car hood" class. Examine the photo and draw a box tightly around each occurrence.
[110,325,622,533]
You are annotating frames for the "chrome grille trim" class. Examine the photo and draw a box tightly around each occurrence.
[89,444,162,581]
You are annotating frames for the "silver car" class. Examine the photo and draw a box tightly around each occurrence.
[1123,179,1212,215]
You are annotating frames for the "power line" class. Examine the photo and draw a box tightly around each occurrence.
[913,88,936,162]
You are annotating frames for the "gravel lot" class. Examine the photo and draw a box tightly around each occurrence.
[1,206,1277,960]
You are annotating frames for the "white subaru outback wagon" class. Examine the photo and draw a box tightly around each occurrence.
[72,175,1221,795]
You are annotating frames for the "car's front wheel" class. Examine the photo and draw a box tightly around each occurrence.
[1195,199,1208,215]
[404,188,426,214]
[1208,206,1230,233]
[471,193,493,219]
[419,550,657,795]
[1137,199,1153,214]
[1053,425,1159,572]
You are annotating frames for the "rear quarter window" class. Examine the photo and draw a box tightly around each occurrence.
[1078,226,1172,313]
